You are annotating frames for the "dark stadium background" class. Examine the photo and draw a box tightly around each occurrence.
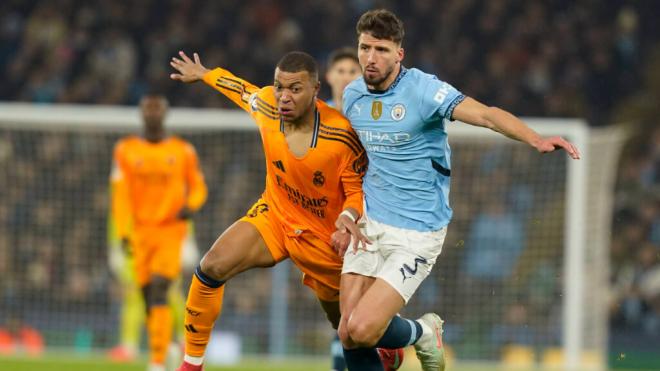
[1,1,660,370]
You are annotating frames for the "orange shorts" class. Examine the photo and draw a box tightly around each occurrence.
[241,199,342,302]
[132,222,188,286]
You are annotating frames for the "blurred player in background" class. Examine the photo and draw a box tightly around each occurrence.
[169,50,406,371]
[107,208,199,363]
[325,47,361,112]
[111,95,208,371]
[336,9,581,371]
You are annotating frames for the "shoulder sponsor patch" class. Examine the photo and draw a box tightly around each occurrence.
[433,83,450,104]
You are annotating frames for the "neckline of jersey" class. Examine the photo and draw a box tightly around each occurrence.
[278,107,320,161]
[139,136,170,145]
[366,66,408,95]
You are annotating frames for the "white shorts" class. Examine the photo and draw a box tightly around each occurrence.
[341,213,447,303]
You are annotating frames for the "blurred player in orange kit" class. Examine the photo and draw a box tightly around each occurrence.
[169,50,401,371]
[111,94,208,371]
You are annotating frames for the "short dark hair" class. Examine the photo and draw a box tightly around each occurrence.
[356,9,404,44]
[327,47,359,70]
[276,51,319,80]
[140,94,169,107]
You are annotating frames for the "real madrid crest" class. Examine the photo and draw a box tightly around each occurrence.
[313,170,325,187]
[391,103,406,121]
[371,101,382,120]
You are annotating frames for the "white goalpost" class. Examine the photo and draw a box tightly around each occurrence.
[0,102,624,369]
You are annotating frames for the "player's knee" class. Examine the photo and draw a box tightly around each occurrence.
[199,249,232,281]
[147,276,170,307]
[346,316,380,347]
[337,321,354,348]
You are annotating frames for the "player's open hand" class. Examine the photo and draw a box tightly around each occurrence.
[331,229,352,257]
[533,136,580,159]
[334,214,371,256]
[170,51,210,83]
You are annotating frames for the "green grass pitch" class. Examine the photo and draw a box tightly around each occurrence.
[1,353,645,371]
[0,354,508,371]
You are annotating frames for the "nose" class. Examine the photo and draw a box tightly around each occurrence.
[279,91,291,103]
[366,49,376,64]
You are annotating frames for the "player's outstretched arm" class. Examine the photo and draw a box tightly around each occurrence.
[453,97,580,159]
[171,51,261,113]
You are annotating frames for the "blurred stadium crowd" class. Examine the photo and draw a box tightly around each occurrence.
[609,123,660,346]
[0,0,659,360]
[1,0,657,124]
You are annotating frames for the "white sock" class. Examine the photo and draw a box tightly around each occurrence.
[184,354,204,366]
[418,320,433,342]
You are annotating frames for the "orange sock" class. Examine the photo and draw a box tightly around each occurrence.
[184,274,225,357]
[147,305,172,364]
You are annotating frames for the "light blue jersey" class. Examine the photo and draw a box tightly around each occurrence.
[343,67,465,231]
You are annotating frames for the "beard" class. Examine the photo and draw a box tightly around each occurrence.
[363,64,395,87]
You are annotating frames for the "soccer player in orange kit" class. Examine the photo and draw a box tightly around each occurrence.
[168,50,379,371]
[111,95,208,371]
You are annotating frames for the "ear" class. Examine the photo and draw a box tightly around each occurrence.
[314,80,321,96]
[398,47,405,63]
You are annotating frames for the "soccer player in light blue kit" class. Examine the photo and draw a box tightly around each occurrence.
[332,9,581,371]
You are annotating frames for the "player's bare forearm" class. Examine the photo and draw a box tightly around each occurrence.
[454,97,580,159]
[484,107,541,147]
[486,107,580,158]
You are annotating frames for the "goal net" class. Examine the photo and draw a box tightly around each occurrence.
[0,103,624,369]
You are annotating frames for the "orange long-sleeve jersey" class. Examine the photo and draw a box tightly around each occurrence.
[111,136,207,238]
[203,67,365,242]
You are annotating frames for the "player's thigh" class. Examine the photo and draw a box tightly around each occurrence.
[338,273,376,345]
[150,223,188,281]
[289,233,343,301]
[200,220,277,281]
[339,273,376,318]
[345,278,405,342]
[132,229,157,287]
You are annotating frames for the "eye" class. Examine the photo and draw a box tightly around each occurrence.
[292,87,301,93]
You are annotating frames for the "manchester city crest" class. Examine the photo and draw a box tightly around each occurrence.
[391,103,406,121]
